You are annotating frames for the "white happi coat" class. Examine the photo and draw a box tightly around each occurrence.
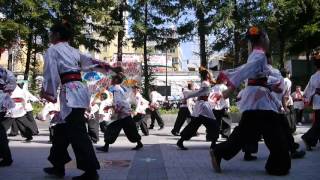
[221,50,280,112]
[303,71,320,110]
[98,91,113,122]
[149,91,164,109]
[39,101,60,122]
[131,92,149,115]
[209,84,229,110]
[185,81,215,120]
[180,89,196,114]
[109,85,132,120]
[0,67,16,112]
[23,89,39,112]
[284,77,293,106]
[42,42,110,123]
[291,91,304,110]
[7,86,27,118]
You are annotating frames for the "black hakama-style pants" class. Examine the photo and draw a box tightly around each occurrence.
[214,110,291,175]
[149,109,164,128]
[172,107,191,134]
[87,117,100,143]
[302,110,320,147]
[48,108,100,171]
[3,116,33,139]
[0,112,12,162]
[103,116,141,144]
[180,115,219,145]
[133,114,149,136]
[26,111,39,135]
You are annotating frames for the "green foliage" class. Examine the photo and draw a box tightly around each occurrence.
[159,108,179,115]
[32,102,44,116]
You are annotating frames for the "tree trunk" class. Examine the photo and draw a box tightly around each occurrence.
[7,49,13,71]
[117,1,125,62]
[24,32,33,80]
[278,31,285,69]
[143,3,150,99]
[196,8,207,68]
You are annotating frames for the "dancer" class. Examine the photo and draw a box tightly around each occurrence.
[96,73,143,152]
[41,21,113,180]
[0,67,16,167]
[38,100,60,142]
[131,85,150,136]
[148,85,165,130]
[98,90,113,133]
[210,26,291,176]
[85,95,101,143]
[177,67,219,150]
[241,53,305,161]
[171,83,195,136]
[4,85,34,142]
[282,70,295,132]
[302,51,320,151]
[291,86,304,125]
[210,79,231,138]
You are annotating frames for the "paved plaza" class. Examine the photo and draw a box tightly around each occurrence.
[0,120,319,180]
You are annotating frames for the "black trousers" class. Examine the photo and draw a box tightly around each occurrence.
[149,109,164,128]
[104,116,141,144]
[133,114,149,135]
[215,110,291,175]
[172,107,191,133]
[2,116,33,139]
[213,109,231,137]
[48,108,100,171]
[26,111,39,135]
[9,118,19,135]
[87,118,99,143]
[0,112,12,161]
[242,113,296,154]
[294,109,303,123]
[100,121,108,133]
[180,115,219,143]
[286,106,296,133]
[302,110,320,146]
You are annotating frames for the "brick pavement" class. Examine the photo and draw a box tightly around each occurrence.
[0,123,319,180]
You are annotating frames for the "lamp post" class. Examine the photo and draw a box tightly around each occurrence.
[165,48,168,101]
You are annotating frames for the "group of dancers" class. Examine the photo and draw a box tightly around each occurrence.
[0,21,320,180]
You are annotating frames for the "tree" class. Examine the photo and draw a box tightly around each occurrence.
[176,0,220,67]
[130,0,178,98]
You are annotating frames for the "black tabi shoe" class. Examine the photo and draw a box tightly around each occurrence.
[158,126,164,130]
[43,167,65,178]
[293,143,300,151]
[177,139,188,150]
[302,139,312,151]
[72,171,99,180]
[210,149,222,173]
[244,153,258,161]
[8,134,18,137]
[132,141,143,150]
[171,130,180,136]
[148,126,154,130]
[96,144,109,152]
[291,150,306,159]
[25,136,33,142]
[0,159,13,167]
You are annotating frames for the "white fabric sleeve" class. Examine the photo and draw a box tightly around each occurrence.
[4,69,16,92]
[303,78,314,102]
[42,48,60,100]
[220,54,270,88]
[79,53,112,72]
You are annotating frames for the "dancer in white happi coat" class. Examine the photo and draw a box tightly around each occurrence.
[177,67,219,150]
[9,81,39,136]
[96,73,143,152]
[148,86,165,130]
[4,86,34,142]
[291,86,304,125]
[38,100,60,142]
[209,80,231,138]
[97,90,113,133]
[0,67,16,167]
[302,51,320,151]
[210,26,291,176]
[131,85,150,136]
[41,22,117,180]
[171,83,195,136]
[85,95,101,143]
